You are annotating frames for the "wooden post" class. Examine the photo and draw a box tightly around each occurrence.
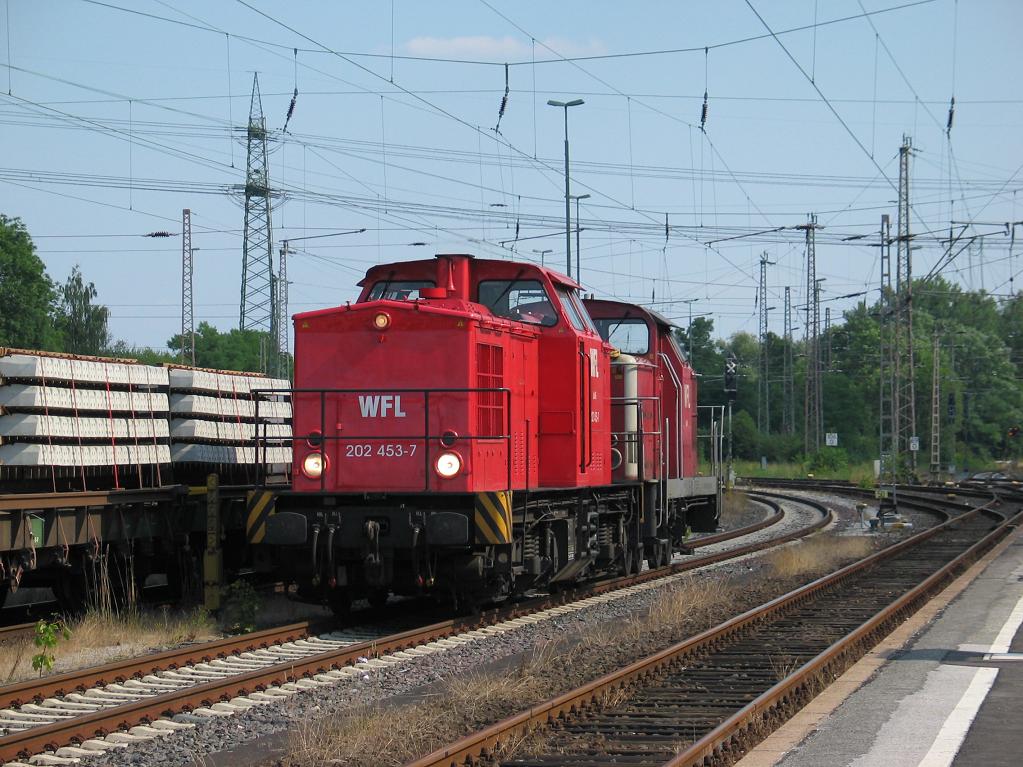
[203,473,222,611]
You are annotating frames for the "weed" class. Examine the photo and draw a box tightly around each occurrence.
[220,579,261,634]
[0,606,216,684]
[31,619,71,676]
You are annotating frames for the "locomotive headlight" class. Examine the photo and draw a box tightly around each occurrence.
[302,451,325,479]
[434,451,462,479]
[372,312,391,330]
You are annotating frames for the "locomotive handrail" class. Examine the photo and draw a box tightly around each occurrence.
[252,386,513,492]
[608,395,662,487]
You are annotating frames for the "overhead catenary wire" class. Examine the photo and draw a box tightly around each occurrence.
[7,0,1019,343]
[78,0,939,67]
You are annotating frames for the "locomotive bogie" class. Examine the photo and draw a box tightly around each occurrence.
[269,255,721,608]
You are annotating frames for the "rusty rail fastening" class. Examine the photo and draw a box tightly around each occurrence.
[405,494,1013,767]
[0,493,827,762]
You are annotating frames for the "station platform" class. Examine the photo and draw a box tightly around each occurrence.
[738,523,1023,767]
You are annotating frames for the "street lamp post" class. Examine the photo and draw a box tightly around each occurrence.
[547,98,584,278]
[569,193,590,284]
[681,298,698,360]
[532,248,553,267]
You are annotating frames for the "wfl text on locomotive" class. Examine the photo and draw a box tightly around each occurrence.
[263,253,720,612]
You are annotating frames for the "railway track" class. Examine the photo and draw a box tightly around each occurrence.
[405,490,1015,767]
[0,493,827,764]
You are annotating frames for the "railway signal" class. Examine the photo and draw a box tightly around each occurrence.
[724,355,738,401]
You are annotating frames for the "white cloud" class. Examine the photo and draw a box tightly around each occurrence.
[402,35,606,61]
[404,35,528,59]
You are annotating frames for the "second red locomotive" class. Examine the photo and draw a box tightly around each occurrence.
[265,254,719,612]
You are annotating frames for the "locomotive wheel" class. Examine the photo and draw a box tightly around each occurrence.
[367,588,389,609]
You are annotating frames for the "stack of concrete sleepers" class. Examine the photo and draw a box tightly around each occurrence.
[0,349,170,487]
[168,367,292,480]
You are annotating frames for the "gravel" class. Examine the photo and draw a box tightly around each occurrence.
[80,493,882,767]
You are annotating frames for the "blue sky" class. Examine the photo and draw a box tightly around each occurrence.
[2,0,1021,349]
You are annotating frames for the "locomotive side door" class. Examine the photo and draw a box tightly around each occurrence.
[559,287,609,482]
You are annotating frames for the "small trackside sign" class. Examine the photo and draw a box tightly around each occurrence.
[359,394,408,418]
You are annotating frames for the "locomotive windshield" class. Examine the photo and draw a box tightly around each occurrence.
[367,280,435,301]
[594,317,649,355]
[478,279,558,327]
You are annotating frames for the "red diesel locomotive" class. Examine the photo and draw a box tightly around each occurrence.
[264,254,719,611]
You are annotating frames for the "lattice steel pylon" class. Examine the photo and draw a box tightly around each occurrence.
[277,243,290,378]
[894,135,918,477]
[782,286,795,434]
[180,208,194,365]
[824,307,831,371]
[240,73,276,346]
[929,332,942,480]
[799,214,822,455]
[758,253,774,434]
[878,214,897,490]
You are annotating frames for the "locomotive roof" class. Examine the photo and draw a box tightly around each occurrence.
[357,254,583,291]
[583,298,678,332]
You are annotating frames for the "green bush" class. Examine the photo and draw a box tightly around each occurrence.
[808,448,849,474]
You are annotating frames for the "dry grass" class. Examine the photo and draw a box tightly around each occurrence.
[1,605,216,684]
[288,640,564,767]
[289,703,448,767]
[287,575,742,766]
[761,534,877,579]
[720,490,751,525]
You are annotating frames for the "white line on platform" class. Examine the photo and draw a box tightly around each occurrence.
[916,667,998,767]
[988,590,1023,654]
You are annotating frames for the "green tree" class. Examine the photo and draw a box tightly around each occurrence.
[55,265,110,355]
[0,215,59,349]
[167,322,271,373]
[730,409,759,459]
[105,340,178,365]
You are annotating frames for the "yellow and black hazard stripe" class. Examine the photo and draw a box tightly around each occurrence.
[474,490,512,545]
[246,489,277,544]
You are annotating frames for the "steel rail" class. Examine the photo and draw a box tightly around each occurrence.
[0,620,321,711]
[0,494,829,762]
[680,495,782,551]
[666,504,1021,767]
[0,492,795,709]
[404,494,1007,767]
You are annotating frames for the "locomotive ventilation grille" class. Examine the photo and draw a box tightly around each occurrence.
[476,343,504,438]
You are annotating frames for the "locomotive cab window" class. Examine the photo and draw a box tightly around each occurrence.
[367,280,435,301]
[667,331,689,362]
[594,317,649,355]
[566,288,598,333]
[478,279,558,327]
[556,287,588,331]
